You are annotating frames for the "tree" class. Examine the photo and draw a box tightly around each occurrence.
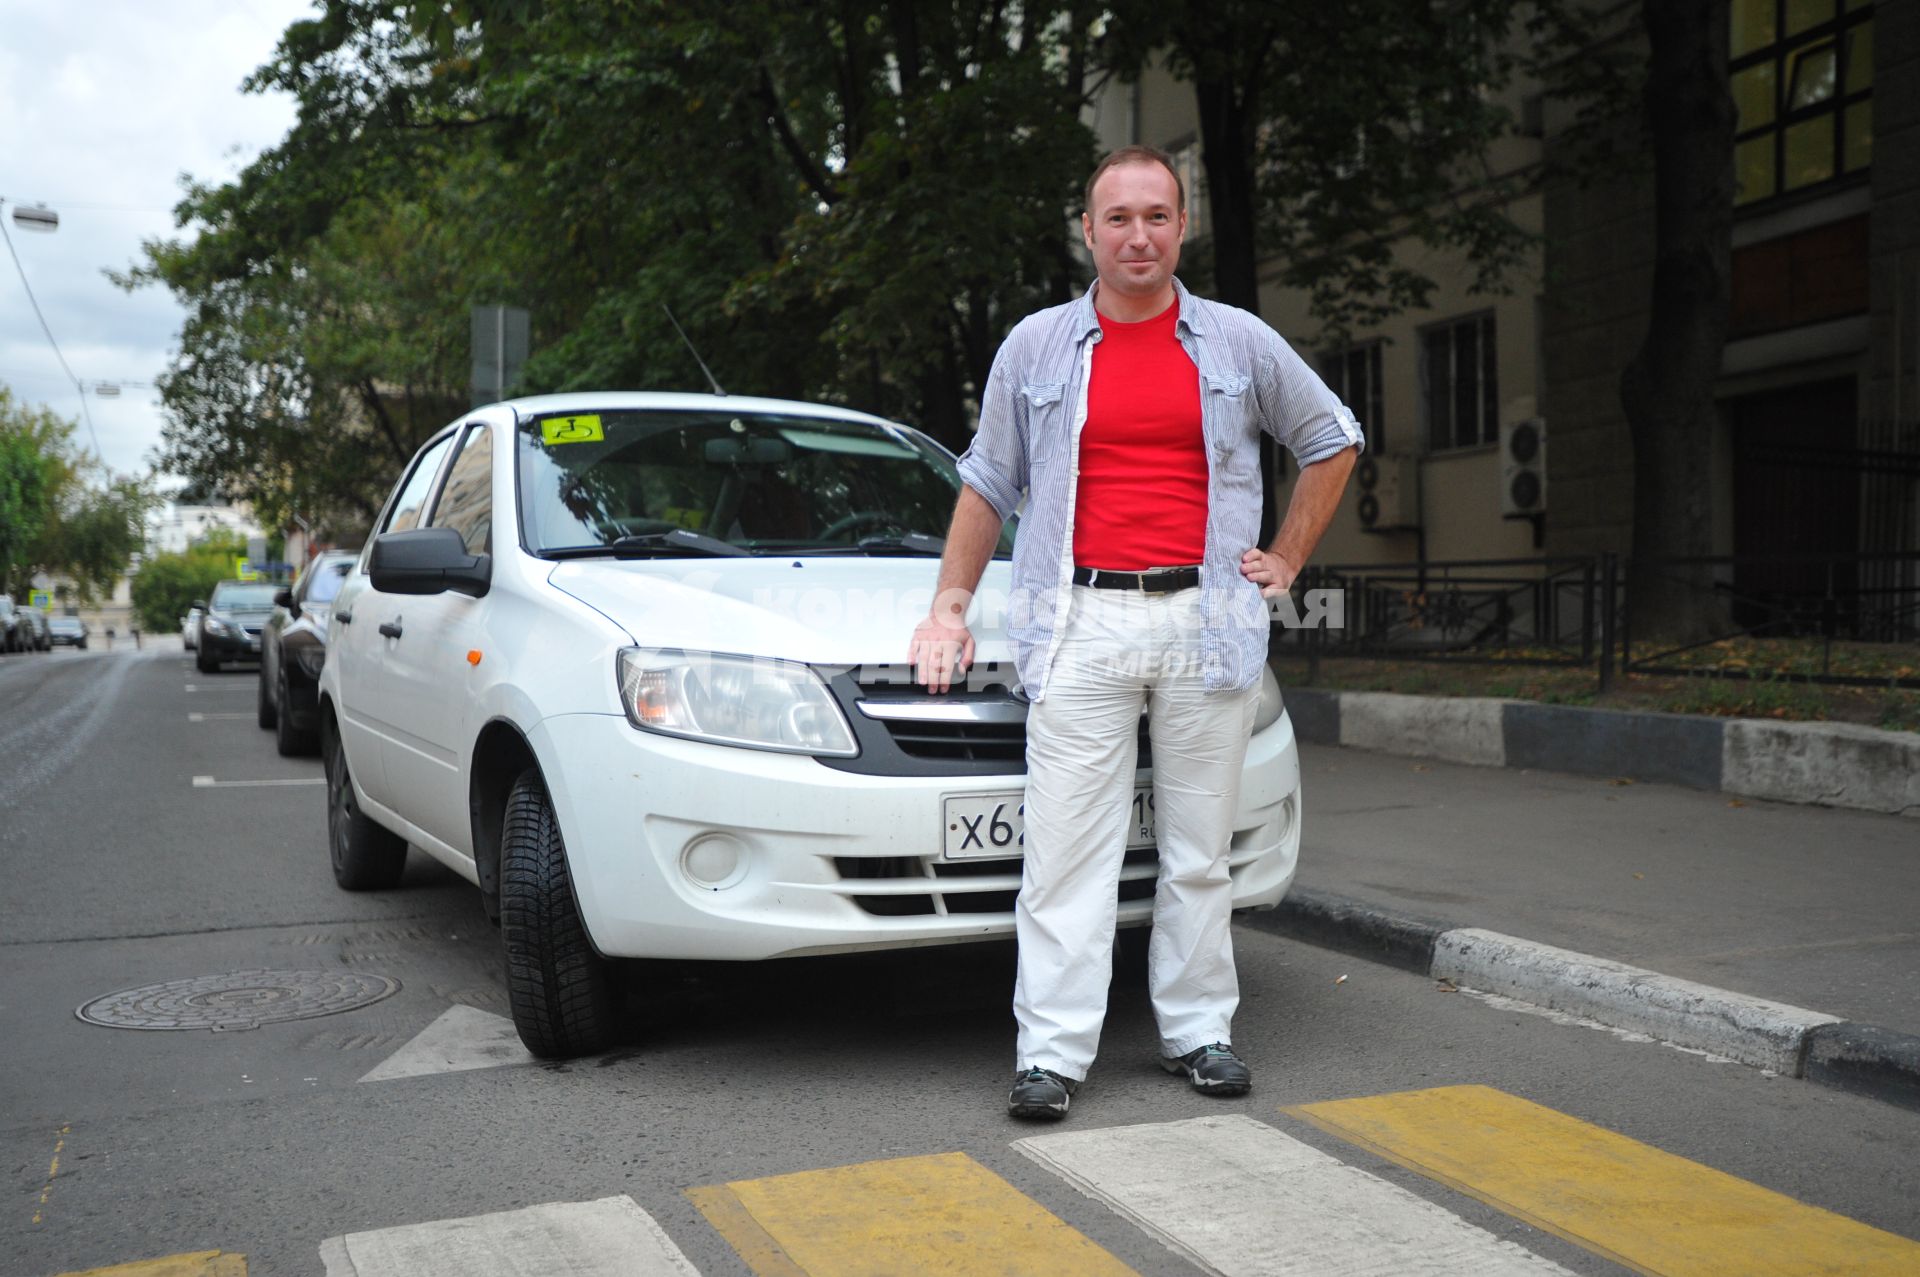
[0,386,154,603]
[1618,0,1733,643]
[1099,1,1621,536]
[130,531,245,635]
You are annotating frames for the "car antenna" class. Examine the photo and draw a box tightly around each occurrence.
[661,304,726,396]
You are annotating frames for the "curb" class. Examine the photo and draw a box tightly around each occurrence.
[1282,689,1920,818]
[1243,888,1920,1112]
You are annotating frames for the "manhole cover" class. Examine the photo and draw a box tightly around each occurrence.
[76,969,401,1032]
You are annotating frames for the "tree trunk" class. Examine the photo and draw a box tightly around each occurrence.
[1619,0,1734,646]
[1192,74,1282,543]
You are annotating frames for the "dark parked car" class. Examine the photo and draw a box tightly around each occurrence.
[48,616,89,649]
[0,597,22,653]
[194,580,280,672]
[259,550,358,755]
[16,608,51,651]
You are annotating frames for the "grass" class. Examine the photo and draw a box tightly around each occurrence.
[1271,637,1920,734]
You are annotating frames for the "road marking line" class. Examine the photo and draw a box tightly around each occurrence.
[1015,1113,1569,1276]
[53,1252,246,1276]
[187,713,253,722]
[317,1196,695,1276]
[693,1151,1136,1276]
[1287,1085,1920,1276]
[33,1123,68,1225]
[192,776,325,788]
[183,684,251,693]
[358,1006,534,1083]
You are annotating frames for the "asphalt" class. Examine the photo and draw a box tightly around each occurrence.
[1242,741,1920,1111]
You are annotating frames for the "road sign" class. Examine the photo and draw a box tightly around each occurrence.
[234,557,260,581]
[29,590,50,610]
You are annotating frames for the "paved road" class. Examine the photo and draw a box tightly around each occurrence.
[3,647,1918,1275]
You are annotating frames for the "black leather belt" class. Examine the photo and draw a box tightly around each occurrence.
[1071,565,1202,593]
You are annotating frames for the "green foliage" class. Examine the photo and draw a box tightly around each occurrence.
[130,532,244,634]
[0,386,151,602]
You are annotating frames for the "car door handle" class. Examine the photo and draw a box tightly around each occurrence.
[336,610,353,624]
[378,621,404,640]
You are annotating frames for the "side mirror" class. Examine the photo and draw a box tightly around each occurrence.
[370,527,492,597]
[273,588,294,610]
[191,600,207,612]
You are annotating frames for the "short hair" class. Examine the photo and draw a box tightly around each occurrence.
[1083,145,1185,216]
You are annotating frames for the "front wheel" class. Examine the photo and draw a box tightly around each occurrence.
[500,768,621,1058]
[275,669,318,756]
[326,735,407,890]
[196,645,218,674]
[257,664,277,729]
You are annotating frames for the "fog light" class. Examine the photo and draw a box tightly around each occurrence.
[681,834,748,891]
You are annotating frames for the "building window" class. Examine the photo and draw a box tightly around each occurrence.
[1166,137,1208,240]
[1421,313,1497,453]
[1732,0,1872,207]
[1322,342,1385,452]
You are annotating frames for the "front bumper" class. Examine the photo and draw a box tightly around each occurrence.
[531,709,1301,961]
[201,627,262,660]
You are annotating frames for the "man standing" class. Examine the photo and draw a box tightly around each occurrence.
[909,146,1361,1120]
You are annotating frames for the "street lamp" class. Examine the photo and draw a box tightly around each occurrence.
[10,203,58,232]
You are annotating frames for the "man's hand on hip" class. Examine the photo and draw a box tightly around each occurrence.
[910,612,975,693]
[1239,547,1300,598]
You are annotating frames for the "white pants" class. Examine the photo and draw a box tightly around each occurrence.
[1013,585,1260,1080]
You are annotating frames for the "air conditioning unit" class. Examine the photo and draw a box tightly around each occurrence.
[1355,453,1419,531]
[1500,417,1547,518]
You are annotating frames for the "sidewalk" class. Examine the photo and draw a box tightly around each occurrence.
[1242,742,1920,1107]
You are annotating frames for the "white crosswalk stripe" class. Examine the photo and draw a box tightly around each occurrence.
[318,1196,698,1277]
[1015,1113,1573,1277]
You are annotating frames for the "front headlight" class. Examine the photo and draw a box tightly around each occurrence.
[615,649,858,757]
[203,614,234,636]
[1253,665,1286,733]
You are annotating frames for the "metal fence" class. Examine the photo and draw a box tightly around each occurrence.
[1280,550,1920,692]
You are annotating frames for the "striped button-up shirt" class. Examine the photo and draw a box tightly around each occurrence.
[956,278,1363,700]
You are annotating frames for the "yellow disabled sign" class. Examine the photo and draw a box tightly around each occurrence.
[234,557,260,582]
[542,414,604,445]
[29,589,50,610]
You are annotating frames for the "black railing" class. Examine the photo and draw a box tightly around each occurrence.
[1280,550,1920,692]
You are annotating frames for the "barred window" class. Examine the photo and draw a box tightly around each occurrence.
[1732,0,1873,207]
[1322,342,1385,452]
[1421,313,1497,453]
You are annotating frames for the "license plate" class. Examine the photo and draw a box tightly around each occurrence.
[942,788,1155,860]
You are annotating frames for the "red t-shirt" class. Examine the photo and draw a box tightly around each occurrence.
[1073,301,1208,569]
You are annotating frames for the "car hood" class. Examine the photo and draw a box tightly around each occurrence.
[547,556,1019,671]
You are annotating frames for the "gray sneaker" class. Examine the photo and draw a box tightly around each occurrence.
[1007,1066,1077,1120]
[1160,1043,1252,1095]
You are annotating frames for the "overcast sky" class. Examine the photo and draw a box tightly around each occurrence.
[1,0,313,485]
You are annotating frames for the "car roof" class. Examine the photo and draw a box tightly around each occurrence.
[493,391,907,433]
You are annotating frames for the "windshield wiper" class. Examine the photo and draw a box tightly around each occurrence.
[855,532,947,556]
[542,529,752,559]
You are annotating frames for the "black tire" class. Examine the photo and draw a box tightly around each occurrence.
[500,768,620,1058]
[257,663,278,729]
[326,734,407,890]
[275,668,318,756]
[196,645,218,674]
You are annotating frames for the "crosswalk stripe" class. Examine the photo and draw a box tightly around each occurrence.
[53,1253,246,1276]
[691,1150,1137,1276]
[1015,1113,1571,1276]
[317,1196,697,1276]
[1288,1085,1920,1276]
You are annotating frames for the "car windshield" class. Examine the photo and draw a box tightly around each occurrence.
[516,409,1016,558]
[305,560,353,605]
[210,582,280,610]
[50,618,82,632]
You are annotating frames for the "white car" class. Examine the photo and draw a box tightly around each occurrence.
[318,393,1302,1057]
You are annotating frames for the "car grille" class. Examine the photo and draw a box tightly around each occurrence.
[833,848,1162,917]
[817,667,1152,777]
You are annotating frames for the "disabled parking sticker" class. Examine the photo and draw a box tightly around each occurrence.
[542,414,605,445]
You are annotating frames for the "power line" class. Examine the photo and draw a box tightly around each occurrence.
[0,199,107,464]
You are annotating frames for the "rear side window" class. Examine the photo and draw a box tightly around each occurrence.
[429,424,493,555]
[305,560,353,606]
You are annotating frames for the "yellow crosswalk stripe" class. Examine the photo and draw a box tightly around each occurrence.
[1288,1085,1920,1277]
[689,1150,1138,1276]
[53,1253,246,1277]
